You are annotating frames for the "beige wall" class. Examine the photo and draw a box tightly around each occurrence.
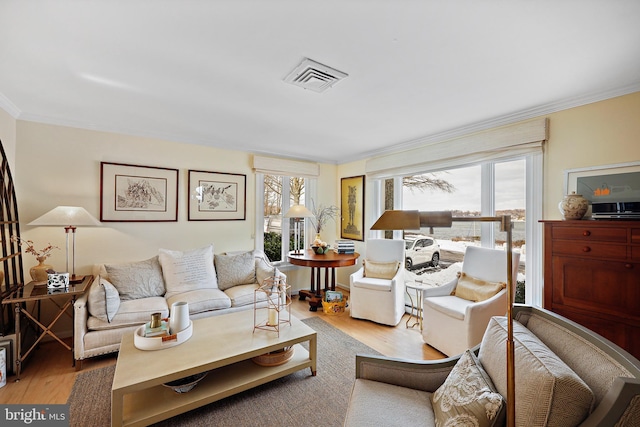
[543,92,640,219]
[0,108,16,172]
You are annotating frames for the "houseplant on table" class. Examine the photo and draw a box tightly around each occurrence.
[309,201,340,253]
[11,236,59,281]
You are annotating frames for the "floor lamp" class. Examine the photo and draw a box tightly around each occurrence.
[371,210,516,427]
[28,206,101,283]
[283,205,314,255]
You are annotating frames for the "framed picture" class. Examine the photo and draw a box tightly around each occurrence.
[100,162,178,222]
[341,175,365,241]
[188,170,246,221]
[564,161,640,203]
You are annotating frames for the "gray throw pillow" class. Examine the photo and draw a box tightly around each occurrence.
[214,251,256,290]
[105,256,165,300]
[87,276,121,322]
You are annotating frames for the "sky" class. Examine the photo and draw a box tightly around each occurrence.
[402,159,525,211]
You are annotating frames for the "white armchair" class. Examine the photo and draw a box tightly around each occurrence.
[422,246,520,356]
[349,239,405,326]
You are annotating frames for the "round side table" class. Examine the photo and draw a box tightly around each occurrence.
[405,280,430,331]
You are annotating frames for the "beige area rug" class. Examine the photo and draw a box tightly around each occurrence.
[67,317,380,427]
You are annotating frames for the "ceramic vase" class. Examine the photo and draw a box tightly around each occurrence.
[170,301,190,334]
[558,192,588,220]
[30,256,53,282]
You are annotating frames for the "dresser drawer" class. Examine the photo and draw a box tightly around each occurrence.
[632,229,640,245]
[552,225,627,242]
[552,241,628,259]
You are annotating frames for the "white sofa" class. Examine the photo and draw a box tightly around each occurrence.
[73,246,283,367]
[344,305,640,427]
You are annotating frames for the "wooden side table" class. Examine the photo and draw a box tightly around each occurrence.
[1,275,93,379]
[288,250,359,311]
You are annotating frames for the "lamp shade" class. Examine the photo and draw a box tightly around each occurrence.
[371,210,453,231]
[28,206,101,227]
[283,205,314,219]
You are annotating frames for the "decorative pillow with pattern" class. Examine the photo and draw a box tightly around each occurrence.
[159,244,218,299]
[104,256,165,300]
[363,260,400,279]
[431,350,505,427]
[214,251,256,290]
[87,276,121,323]
[454,271,506,302]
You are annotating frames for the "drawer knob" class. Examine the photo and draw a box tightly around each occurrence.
[582,230,591,237]
[625,263,633,269]
[582,246,591,253]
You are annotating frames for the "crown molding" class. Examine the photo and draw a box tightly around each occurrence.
[0,92,21,118]
[345,82,640,165]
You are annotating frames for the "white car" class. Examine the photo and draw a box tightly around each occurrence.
[404,235,440,270]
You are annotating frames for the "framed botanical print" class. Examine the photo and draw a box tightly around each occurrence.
[100,162,178,222]
[188,170,246,221]
[340,175,365,241]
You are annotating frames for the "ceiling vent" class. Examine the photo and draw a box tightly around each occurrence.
[284,58,348,93]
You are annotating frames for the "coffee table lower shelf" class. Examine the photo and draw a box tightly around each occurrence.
[116,344,311,427]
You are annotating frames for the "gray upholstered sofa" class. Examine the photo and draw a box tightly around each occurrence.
[344,305,640,427]
[74,246,282,367]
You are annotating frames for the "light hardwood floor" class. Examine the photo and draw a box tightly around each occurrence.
[0,292,444,404]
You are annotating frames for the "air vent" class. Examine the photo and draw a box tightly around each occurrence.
[284,58,348,93]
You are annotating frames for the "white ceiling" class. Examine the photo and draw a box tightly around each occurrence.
[1,1,639,164]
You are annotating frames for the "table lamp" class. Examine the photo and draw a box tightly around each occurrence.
[371,210,516,427]
[28,206,101,283]
[283,205,314,255]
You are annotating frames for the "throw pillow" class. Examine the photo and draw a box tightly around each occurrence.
[214,251,256,290]
[431,350,505,427]
[363,260,400,279]
[256,254,279,284]
[479,317,595,427]
[453,271,506,302]
[159,244,218,299]
[87,276,121,323]
[104,256,165,300]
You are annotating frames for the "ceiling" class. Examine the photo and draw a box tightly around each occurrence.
[1,1,639,165]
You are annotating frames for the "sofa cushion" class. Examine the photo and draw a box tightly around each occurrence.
[166,288,231,315]
[104,256,165,300]
[214,251,256,290]
[423,295,473,321]
[479,317,595,427]
[224,283,269,307]
[431,350,505,427]
[363,260,400,279]
[352,277,393,292]
[159,244,218,299]
[87,296,169,331]
[256,254,280,284]
[87,276,121,323]
[453,272,505,302]
[344,378,434,427]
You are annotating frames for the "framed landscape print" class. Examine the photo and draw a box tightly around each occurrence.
[100,162,179,222]
[188,170,246,221]
[341,175,365,241]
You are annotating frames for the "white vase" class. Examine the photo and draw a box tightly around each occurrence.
[558,192,588,220]
[170,302,190,334]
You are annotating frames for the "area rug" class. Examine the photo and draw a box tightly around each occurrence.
[67,317,380,427]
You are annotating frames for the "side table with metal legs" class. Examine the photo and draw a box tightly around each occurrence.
[405,280,429,331]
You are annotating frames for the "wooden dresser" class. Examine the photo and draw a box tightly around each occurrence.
[542,220,640,359]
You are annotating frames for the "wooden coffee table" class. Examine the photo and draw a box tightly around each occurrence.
[111,310,317,427]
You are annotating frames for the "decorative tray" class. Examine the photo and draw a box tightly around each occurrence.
[133,320,193,351]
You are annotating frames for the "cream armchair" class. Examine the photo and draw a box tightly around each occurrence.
[422,246,520,356]
[350,239,405,326]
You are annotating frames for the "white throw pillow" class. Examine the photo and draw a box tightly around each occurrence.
[104,256,165,300]
[159,244,218,299]
[431,350,505,427]
[87,276,121,323]
[214,251,256,290]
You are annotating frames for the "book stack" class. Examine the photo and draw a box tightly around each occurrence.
[334,239,355,254]
[144,320,170,337]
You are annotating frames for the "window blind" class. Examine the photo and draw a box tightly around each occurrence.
[253,155,320,177]
[365,118,548,179]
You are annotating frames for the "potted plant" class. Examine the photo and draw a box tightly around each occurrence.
[309,201,340,252]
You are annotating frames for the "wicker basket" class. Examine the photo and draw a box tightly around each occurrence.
[322,299,347,315]
[252,347,294,367]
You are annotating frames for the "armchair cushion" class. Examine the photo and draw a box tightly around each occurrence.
[453,272,506,302]
[104,256,165,300]
[432,350,505,427]
[479,317,595,427]
[363,260,400,279]
[87,276,120,322]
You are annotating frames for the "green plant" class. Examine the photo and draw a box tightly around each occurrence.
[263,231,300,262]
[515,280,525,304]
